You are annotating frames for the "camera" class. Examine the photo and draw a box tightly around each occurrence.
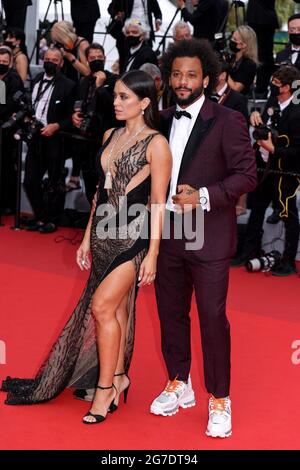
[213,33,236,65]
[252,106,281,143]
[245,250,281,272]
[74,100,97,137]
[2,91,43,142]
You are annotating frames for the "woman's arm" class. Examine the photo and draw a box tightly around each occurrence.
[76,127,116,270]
[138,135,172,286]
[15,54,28,82]
[227,75,244,93]
[64,39,90,77]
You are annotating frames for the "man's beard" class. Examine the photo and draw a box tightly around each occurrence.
[175,85,204,106]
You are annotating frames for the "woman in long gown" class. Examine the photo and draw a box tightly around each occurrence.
[1,70,172,424]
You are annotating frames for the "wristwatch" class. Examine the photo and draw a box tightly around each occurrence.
[70,58,76,65]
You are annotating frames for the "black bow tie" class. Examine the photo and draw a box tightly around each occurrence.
[291,49,300,53]
[174,110,192,120]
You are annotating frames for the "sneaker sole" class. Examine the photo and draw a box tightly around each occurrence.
[205,429,232,438]
[150,396,196,417]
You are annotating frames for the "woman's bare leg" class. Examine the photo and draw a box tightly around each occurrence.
[83,261,135,423]
[113,293,131,405]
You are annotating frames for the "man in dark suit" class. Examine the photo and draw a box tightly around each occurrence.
[0,47,24,215]
[232,65,300,276]
[108,0,162,71]
[2,0,32,30]
[70,0,101,44]
[122,18,158,72]
[177,0,229,41]
[150,39,257,438]
[247,0,278,95]
[211,60,248,122]
[23,48,76,233]
[276,14,300,72]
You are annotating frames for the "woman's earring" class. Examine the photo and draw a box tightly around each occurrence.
[141,109,145,115]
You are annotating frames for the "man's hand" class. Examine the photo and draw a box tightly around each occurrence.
[155,19,161,32]
[172,184,199,212]
[250,111,263,127]
[94,71,106,88]
[40,123,60,137]
[72,111,83,128]
[177,0,185,8]
[116,11,125,20]
[257,133,275,154]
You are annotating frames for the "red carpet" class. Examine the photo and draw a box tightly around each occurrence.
[0,216,300,450]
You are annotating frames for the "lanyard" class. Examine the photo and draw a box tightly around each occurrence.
[33,77,55,119]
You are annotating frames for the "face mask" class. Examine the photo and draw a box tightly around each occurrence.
[229,39,240,54]
[0,63,9,75]
[89,59,105,74]
[44,61,58,77]
[126,36,141,48]
[289,33,300,47]
[270,83,281,97]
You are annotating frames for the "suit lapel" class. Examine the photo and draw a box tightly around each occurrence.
[177,110,216,185]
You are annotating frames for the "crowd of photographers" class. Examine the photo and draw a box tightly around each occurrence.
[0,0,300,275]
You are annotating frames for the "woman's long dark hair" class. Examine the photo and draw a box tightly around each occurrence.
[119,70,160,130]
[6,27,28,57]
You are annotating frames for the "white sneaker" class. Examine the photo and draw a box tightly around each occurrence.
[205,395,232,438]
[150,376,196,416]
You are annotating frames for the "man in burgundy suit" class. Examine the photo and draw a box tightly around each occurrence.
[150,39,257,438]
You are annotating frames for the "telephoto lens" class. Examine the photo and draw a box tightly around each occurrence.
[245,250,281,272]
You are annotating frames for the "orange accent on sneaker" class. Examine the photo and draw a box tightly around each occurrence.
[210,396,228,413]
[165,379,182,393]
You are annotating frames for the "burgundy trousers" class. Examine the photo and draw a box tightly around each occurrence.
[155,220,231,399]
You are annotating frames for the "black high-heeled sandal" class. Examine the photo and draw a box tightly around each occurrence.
[110,372,131,412]
[82,384,116,425]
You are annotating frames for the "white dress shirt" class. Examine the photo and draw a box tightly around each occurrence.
[32,74,55,126]
[167,94,210,212]
[130,0,150,29]
[291,47,300,65]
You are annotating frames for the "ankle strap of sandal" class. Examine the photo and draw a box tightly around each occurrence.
[114,372,126,377]
[97,384,115,390]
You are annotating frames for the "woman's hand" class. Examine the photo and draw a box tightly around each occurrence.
[138,253,157,287]
[76,238,91,271]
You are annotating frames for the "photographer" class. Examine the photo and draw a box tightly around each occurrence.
[2,0,32,30]
[51,21,90,82]
[23,47,76,234]
[177,0,228,41]
[70,43,118,203]
[228,25,258,95]
[276,14,300,72]
[107,0,162,72]
[246,0,278,96]
[70,0,101,44]
[232,65,300,276]
[0,47,24,215]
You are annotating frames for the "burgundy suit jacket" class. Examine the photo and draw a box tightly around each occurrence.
[160,98,257,260]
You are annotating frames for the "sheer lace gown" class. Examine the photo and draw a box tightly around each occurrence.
[2,129,157,405]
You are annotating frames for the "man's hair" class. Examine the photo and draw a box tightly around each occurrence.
[0,47,12,59]
[85,42,105,60]
[139,63,162,80]
[47,45,64,60]
[272,65,300,87]
[172,20,192,38]
[288,13,300,24]
[160,38,220,96]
